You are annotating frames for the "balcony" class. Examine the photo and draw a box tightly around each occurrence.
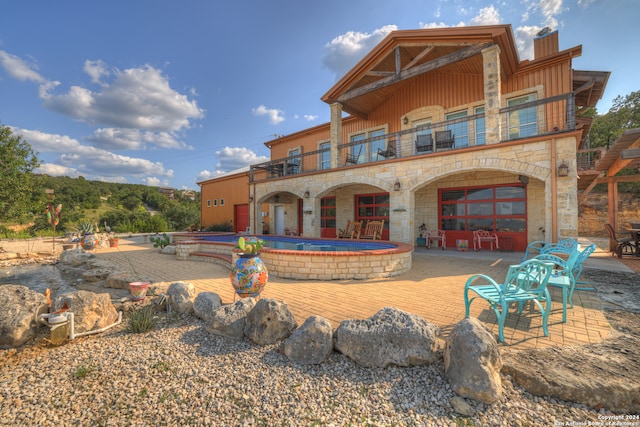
[250,93,576,183]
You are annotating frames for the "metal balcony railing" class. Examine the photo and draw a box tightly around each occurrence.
[250,93,576,182]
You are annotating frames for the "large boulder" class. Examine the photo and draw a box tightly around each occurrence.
[444,317,502,404]
[59,249,95,266]
[284,315,333,365]
[104,272,151,290]
[193,292,223,322]
[0,285,48,349]
[244,298,297,345]
[167,282,196,315]
[207,298,257,340]
[53,290,119,334]
[334,307,440,368]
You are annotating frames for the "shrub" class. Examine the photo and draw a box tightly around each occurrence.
[150,232,171,249]
[127,305,159,333]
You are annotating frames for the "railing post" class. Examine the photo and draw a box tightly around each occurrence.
[566,93,576,131]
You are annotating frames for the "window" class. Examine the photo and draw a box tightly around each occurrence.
[446,110,469,147]
[474,106,485,145]
[508,94,537,139]
[320,197,336,237]
[213,199,218,206]
[220,198,225,206]
[414,119,432,153]
[207,200,211,207]
[368,129,386,161]
[356,193,390,239]
[319,141,330,170]
[350,133,366,164]
[288,148,301,174]
[350,128,385,163]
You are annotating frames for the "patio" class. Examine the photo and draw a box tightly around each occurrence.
[96,236,635,349]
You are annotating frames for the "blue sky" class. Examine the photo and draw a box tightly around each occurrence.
[1,0,638,191]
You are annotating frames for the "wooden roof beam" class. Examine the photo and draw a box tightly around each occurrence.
[337,42,493,103]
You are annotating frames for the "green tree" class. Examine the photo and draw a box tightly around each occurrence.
[0,125,40,221]
[589,90,640,147]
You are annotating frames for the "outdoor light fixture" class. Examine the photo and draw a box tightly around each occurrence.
[303,190,310,198]
[403,116,409,125]
[274,195,280,203]
[557,161,569,177]
[394,180,401,191]
[248,195,254,202]
[518,175,529,185]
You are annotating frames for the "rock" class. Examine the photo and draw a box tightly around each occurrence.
[284,315,333,365]
[104,272,151,290]
[0,285,48,349]
[52,290,119,334]
[59,249,95,266]
[244,298,297,345]
[444,317,502,404]
[207,298,257,340]
[449,396,475,417]
[160,245,176,255]
[193,292,223,322]
[333,307,440,368]
[82,267,113,282]
[167,282,196,315]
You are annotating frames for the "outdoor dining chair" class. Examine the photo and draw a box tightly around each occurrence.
[425,229,446,249]
[464,259,553,343]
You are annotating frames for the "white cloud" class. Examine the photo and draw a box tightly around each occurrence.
[515,25,543,60]
[83,59,110,85]
[304,114,318,121]
[85,128,191,151]
[470,6,502,25]
[252,105,285,125]
[36,163,79,178]
[214,146,269,174]
[13,127,174,182]
[40,64,204,133]
[0,50,47,83]
[322,25,397,79]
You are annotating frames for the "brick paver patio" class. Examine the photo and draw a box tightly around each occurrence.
[96,237,635,349]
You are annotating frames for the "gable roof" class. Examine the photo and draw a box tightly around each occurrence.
[321,25,520,118]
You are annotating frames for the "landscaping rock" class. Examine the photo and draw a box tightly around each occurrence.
[333,307,440,368]
[82,267,113,282]
[53,290,119,333]
[244,298,297,345]
[0,285,48,349]
[207,297,257,340]
[444,317,502,404]
[59,249,95,266]
[193,292,223,322]
[104,272,151,290]
[284,315,333,365]
[167,282,196,315]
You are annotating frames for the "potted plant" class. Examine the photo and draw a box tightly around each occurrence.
[230,236,268,298]
[108,233,120,247]
[417,223,427,246]
[77,222,97,250]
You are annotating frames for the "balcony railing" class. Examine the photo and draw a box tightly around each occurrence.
[250,93,575,182]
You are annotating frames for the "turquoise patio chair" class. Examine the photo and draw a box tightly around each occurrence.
[464,259,553,343]
[533,243,596,323]
[521,238,578,262]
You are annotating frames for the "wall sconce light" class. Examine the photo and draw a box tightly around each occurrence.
[557,161,569,177]
[303,190,310,198]
[518,175,529,185]
[274,195,280,203]
[394,180,401,191]
[248,195,254,202]
[403,116,409,125]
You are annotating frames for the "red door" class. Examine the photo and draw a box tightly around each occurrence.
[234,204,249,233]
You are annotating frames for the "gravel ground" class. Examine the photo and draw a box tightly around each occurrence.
[0,312,614,427]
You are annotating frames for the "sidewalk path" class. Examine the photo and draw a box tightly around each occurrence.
[92,237,635,350]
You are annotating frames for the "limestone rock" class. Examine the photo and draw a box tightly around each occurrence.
[334,307,440,368]
[59,249,95,266]
[0,285,48,349]
[193,292,223,322]
[444,317,502,404]
[449,396,475,417]
[82,267,113,282]
[104,272,151,290]
[167,282,196,315]
[52,290,119,334]
[284,315,333,365]
[207,298,257,340]
[244,298,297,345]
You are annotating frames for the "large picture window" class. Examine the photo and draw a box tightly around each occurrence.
[440,184,526,233]
[508,94,538,139]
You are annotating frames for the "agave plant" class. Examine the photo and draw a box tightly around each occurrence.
[76,222,95,235]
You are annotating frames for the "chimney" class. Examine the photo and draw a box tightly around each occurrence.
[533,28,559,59]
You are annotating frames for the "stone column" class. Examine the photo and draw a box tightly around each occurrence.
[482,45,501,144]
[330,102,343,168]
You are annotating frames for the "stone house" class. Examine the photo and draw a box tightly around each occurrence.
[197,25,609,252]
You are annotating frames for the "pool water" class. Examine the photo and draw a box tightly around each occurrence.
[200,235,395,252]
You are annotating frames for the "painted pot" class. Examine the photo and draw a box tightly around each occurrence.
[109,238,119,248]
[129,282,150,301]
[81,234,97,250]
[230,254,268,298]
[456,239,469,252]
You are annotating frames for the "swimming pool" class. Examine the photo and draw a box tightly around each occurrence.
[199,235,396,252]
[173,233,413,280]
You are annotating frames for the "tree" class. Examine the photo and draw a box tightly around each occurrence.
[0,125,40,221]
[589,90,640,147]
